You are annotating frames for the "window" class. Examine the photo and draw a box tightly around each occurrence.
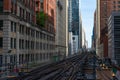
[20,7,22,17]
[118,5,120,8]
[113,1,116,4]
[31,29,35,37]
[0,0,3,12]
[11,38,13,49]
[11,1,14,14]
[11,21,16,32]
[73,37,75,40]
[41,2,44,9]
[23,9,25,19]
[19,25,24,34]
[11,1,17,14]
[14,23,16,32]
[36,2,39,7]
[11,22,13,32]
[14,38,16,49]
[0,55,2,65]
[15,4,17,14]
[28,41,30,49]
[19,39,21,49]
[20,25,24,35]
[31,41,32,49]
[114,5,116,8]
[0,20,3,30]
[40,42,42,50]
[118,1,120,4]
[25,40,27,49]
[0,38,3,48]
[22,40,24,49]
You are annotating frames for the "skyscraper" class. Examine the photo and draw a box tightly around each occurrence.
[108,12,120,65]
[72,0,79,35]
[96,0,120,58]
[68,0,82,55]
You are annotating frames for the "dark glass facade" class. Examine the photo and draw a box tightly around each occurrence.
[71,0,79,35]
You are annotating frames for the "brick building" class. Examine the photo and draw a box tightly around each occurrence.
[43,0,56,33]
[35,0,41,12]
[96,0,120,58]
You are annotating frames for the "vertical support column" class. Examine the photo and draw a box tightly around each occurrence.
[34,30,36,63]
[29,29,31,63]
[3,20,11,69]
[16,31,19,67]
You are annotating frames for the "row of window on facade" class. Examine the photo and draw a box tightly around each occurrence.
[10,38,55,50]
[11,1,35,24]
[0,0,35,23]
[113,1,120,4]
[36,1,44,12]
[0,20,55,41]
[11,0,35,13]
[19,0,35,10]
[0,37,55,50]
[19,53,52,64]
[19,23,55,41]
[18,39,55,50]
[0,52,53,66]
[113,5,120,9]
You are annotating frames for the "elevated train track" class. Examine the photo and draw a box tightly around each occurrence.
[15,53,88,80]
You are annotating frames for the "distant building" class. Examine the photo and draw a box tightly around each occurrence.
[92,10,96,49]
[68,0,82,55]
[72,35,78,54]
[96,0,120,59]
[108,12,120,65]
[82,28,87,48]
[72,0,82,49]
[68,0,73,55]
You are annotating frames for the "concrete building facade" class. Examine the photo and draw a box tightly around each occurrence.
[82,28,87,49]
[96,0,101,57]
[56,0,68,59]
[68,0,73,56]
[108,12,120,65]
[0,0,55,70]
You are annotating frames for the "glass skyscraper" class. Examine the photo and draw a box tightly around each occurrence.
[71,0,79,35]
[68,0,82,55]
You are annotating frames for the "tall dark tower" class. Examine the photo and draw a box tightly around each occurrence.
[68,0,82,55]
[71,0,82,49]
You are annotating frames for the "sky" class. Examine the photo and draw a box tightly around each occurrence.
[81,0,96,48]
